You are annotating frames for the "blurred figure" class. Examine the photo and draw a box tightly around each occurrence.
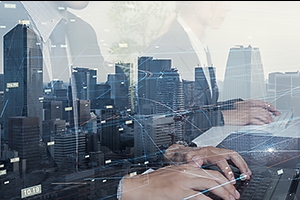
[143,1,230,81]
[143,1,280,129]
[0,1,105,83]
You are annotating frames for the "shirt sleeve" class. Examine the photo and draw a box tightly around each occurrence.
[217,98,244,110]
[117,176,125,200]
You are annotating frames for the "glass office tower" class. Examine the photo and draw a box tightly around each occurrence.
[3,21,43,141]
[137,56,172,115]
[222,45,266,101]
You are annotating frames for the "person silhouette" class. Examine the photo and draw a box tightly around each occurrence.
[0,1,106,84]
[142,1,280,130]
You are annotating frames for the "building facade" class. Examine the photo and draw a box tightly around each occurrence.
[3,21,43,141]
[222,45,266,101]
[137,56,172,115]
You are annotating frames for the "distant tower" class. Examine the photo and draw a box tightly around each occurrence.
[155,68,184,141]
[3,21,43,141]
[114,62,131,111]
[137,56,171,115]
[8,116,40,172]
[54,132,86,169]
[72,67,97,101]
[267,71,300,114]
[222,45,266,101]
[91,82,114,109]
[134,114,174,161]
[155,68,184,114]
[101,106,121,152]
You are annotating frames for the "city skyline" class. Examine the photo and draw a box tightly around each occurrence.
[71,1,300,82]
[1,2,300,199]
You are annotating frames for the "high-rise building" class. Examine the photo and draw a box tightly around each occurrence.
[155,68,185,141]
[182,80,194,109]
[113,62,131,111]
[43,100,63,121]
[54,132,86,169]
[91,83,114,109]
[67,99,91,131]
[42,119,66,142]
[222,45,266,101]
[100,105,121,152]
[8,116,40,172]
[3,21,43,141]
[267,71,300,115]
[72,67,97,101]
[134,114,174,162]
[137,56,172,115]
[155,68,184,114]
[77,99,91,128]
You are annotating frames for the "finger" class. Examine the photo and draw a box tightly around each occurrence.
[268,106,281,116]
[186,151,204,168]
[228,153,252,179]
[210,148,252,179]
[185,176,236,200]
[263,103,281,116]
[250,118,265,125]
[214,148,252,179]
[201,170,240,200]
[249,100,280,116]
[183,192,212,200]
[191,156,204,168]
[250,100,272,108]
[250,108,274,124]
[216,161,236,183]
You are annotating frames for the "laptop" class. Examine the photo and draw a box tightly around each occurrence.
[201,163,300,200]
[191,111,300,200]
[214,133,300,200]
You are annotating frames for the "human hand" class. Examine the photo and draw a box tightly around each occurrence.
[234,99,281,117]
[164,144,252,183]
[121,162,241,200]
[222,106,278,125]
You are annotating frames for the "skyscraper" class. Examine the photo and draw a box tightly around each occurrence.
[155,68,184,114]
[3,21,43,140]
[114,62,131,111]
[72,67,97,101]
[101,106,121,152]
[137,56,172,115]
[134,114,174,161]
[267,71,300,114]
[8,116,40,172]
[222,45,266,101]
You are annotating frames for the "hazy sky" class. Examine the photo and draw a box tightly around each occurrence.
[71,1,300,81]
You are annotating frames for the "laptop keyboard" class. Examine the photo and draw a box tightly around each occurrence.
[238,111,293,133]
[270,111,293,129]
[203,165,282,200]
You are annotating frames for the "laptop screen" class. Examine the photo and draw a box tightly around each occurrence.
[216,132,300,168]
